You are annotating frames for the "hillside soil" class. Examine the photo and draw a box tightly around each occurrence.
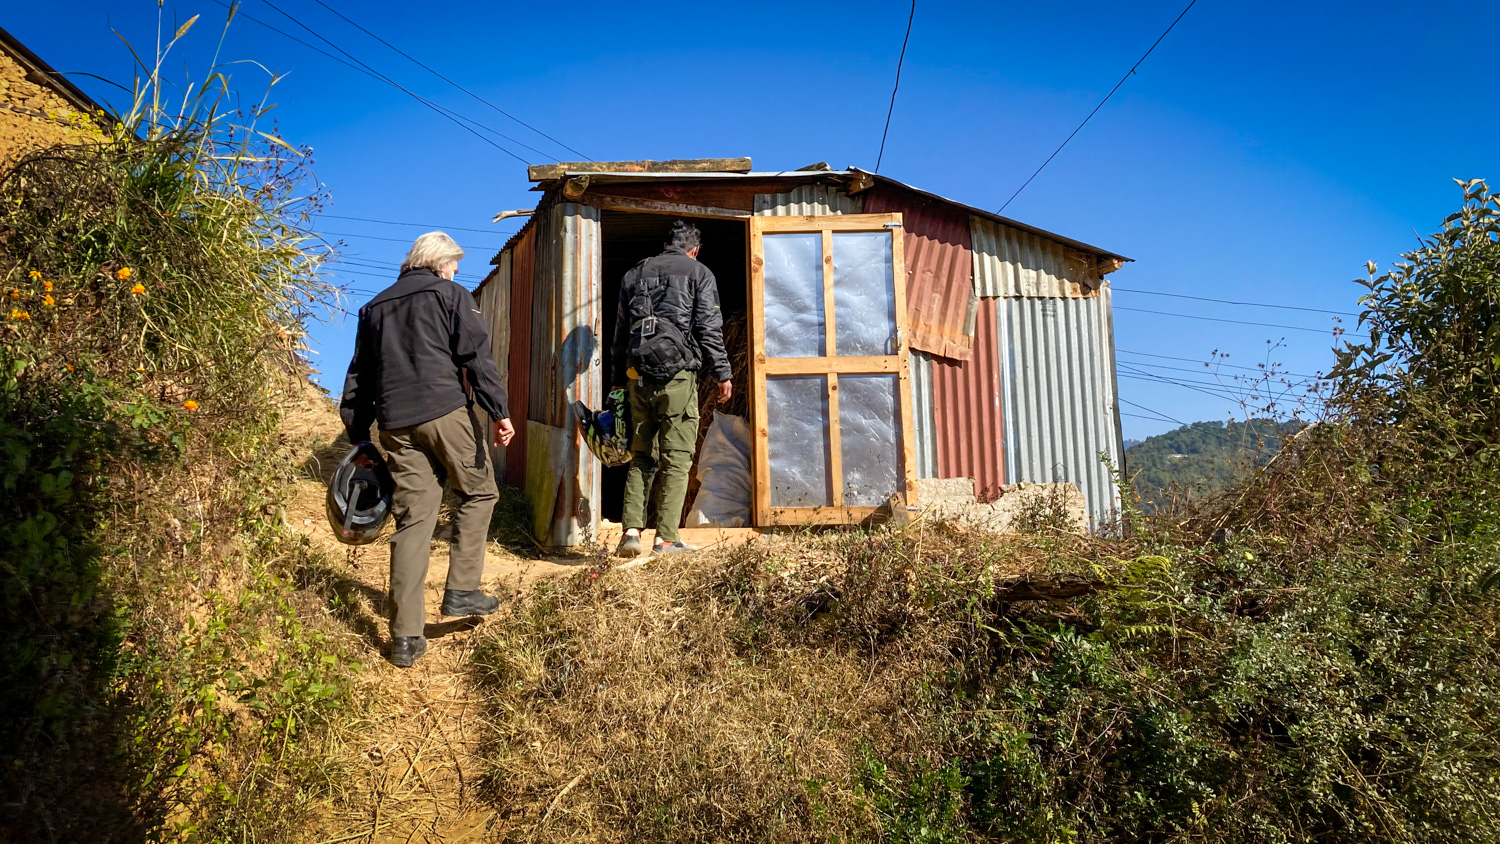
[281,378,582,842]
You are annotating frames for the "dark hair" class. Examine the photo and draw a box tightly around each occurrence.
[668,220,701,250]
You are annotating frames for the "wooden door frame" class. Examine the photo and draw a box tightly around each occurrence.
[748,213,918,526]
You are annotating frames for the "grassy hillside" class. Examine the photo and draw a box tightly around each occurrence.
[1127,418,1306,511]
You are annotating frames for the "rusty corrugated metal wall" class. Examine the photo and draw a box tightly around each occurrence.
[863,185,978,362]
[931,297,1005,499]
[972,216,1099,299]
[474,251,512,479]
[754,184,863,216]
[505,228,536,490]
[996,288,1123,528]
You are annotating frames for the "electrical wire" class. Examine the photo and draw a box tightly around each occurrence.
[875,0,916,173]
[998,0,1199,212]
[1112,285,1359,317]
[1115,305,1365,337]
[1117,355,1322,382]
[212,0,531,164]
[320,213,518,235]
[320,230,506,248]
[1118,347,1322,377]
[309,0,590,162]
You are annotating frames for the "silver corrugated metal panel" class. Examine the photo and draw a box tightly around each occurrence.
[550,202,603,547]
[754,184,864,216]
[997,290,1124,530]
[910,350,938,479]
[972,215,1095,299]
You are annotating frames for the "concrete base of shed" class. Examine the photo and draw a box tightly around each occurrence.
[916,477,1088,535]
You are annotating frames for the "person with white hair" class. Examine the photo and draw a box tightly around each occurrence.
[339,231,515,667]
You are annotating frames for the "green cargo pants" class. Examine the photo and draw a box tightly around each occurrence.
[622,371,699,543]
[379,405,498,638]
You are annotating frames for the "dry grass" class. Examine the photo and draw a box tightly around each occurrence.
[468,525,1101,842]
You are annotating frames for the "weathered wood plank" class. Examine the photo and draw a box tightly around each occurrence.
[529,158,753,181]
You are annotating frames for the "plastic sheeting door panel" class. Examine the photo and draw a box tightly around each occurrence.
[748,214,918,525]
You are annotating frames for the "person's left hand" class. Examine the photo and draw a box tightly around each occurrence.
[717,380,733,405]
[493,418,516,447]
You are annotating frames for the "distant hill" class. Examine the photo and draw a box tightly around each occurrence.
[1123,438,1143,451]
[1126,418,1305,511]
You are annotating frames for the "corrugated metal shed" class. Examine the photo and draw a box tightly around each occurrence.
[754,184,864,216]
[864,184,977,362]
[996,289,1124,528]
[971,216,1100,299]
[931,298,1005,498]
[909,350,938,479]
[505,228,535,490]
[475,251,512,479]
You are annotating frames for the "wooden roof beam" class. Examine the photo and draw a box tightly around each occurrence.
[527,157,752,181]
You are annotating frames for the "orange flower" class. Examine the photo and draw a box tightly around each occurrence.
[130,283,145,295]
[182,400,198,412]
[6,290,17,300]
[65,364,74,372]
[42,295,54,307]
[43,281,53,292]
[116,267,133,281]
[28,270,41,282]
[9,309,30,321]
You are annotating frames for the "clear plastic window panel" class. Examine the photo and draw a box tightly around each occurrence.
[762,233,825,358]
[765,375,832,508]
[832,231,896,357]
[838,374,902,506]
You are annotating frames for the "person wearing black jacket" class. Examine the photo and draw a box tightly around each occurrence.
[340,231,515,667]
[611,220,733,557]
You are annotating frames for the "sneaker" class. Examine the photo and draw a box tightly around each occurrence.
[652,540,698,555]
[616,534,643,558]
[388,636,427,668]
[440,589,499,618]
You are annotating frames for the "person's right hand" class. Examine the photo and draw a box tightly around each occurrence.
[717,380,733,405]
[493,418,516,447]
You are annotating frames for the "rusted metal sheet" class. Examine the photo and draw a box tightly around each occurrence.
[863,185,977,361]
[909,350,938,479]
[996,289,1124,529]
[971,215,1101,299]
[754,184,864,216]
[505,227,535,490]
[473,251,512,480]
[931,298,1005,499]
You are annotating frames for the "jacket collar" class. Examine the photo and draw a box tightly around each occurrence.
[662,245,691,257]
[367,267,448,308]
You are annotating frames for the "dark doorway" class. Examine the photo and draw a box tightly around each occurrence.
[599,209,750,524]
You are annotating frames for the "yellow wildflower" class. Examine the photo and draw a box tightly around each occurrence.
[130,283,145,295]
[42,295,54,307]
[9,309,30,321]
[6,290,17,300]
[43,281,52,292]
[65,364,74,373]
[116,267,133,281]
[182,400,198,412]
[28,270,41,282]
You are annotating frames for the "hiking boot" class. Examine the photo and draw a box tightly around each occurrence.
[440,589,499,618]
[388,636,427,668]
[652,540,698,555]
[616,534,643,558]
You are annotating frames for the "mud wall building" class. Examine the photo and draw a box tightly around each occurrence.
[0,25,105,164]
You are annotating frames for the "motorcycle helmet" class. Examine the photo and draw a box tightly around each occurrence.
[326,442,394,545]
[572,388,632,467]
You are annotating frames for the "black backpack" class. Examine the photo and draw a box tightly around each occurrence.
[627,279,694,381]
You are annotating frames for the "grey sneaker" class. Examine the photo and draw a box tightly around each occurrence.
[388,636,427,668]
[652,540,698,555]
[440,589,499,618]
[616,534,643,558]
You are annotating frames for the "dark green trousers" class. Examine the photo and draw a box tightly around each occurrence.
[622,371,699,543]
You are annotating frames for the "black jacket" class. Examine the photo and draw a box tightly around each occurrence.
[611,246,733,385]
[339,267,509,443]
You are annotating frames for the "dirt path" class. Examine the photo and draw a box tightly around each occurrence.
[280,378,582,842]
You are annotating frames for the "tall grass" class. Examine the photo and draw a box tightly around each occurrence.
[0,11,357,840]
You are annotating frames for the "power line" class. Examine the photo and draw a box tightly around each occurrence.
[1118,347,1321,377]
[1120,397,1186,427]
[321,213,518,235]
[1118,355,1322,381]
[308,0,591,162]
[215,0,531,164]
[1113,286,1359,317]
[875,0,916,174]
[320,230,507,248]
[998,0,1198,212]
[1114,305,1365,337]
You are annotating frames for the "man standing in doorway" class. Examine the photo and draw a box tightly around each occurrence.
[340,231,515,668]
[612,220,733,557]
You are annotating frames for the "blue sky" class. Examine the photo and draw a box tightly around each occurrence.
[9,0,1499,439]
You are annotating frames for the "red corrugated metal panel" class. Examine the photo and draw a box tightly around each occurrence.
[863,184,976,362]
[932,298,1005,499]
[505,227,535,489]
